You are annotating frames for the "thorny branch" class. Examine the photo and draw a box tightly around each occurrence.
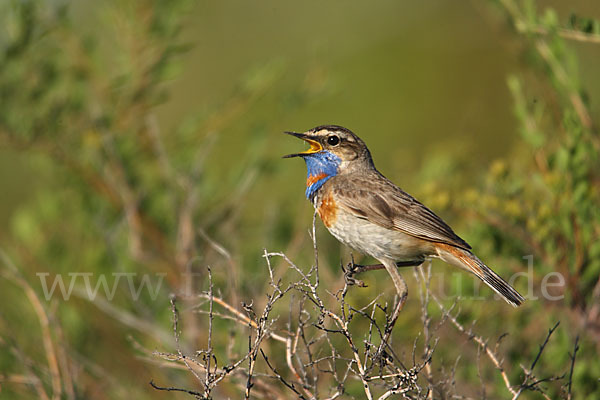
[145,224,577,399]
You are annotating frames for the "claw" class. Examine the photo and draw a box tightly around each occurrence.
[343,260,367,287]
[345,274,368,287]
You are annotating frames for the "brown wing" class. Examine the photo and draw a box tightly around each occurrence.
[331,174,471,250]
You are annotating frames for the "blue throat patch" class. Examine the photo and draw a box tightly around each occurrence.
[303,151,341,200]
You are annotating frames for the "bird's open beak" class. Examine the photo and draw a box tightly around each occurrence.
[282,131,323,158]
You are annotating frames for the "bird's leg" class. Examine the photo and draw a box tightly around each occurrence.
[374,259,414,362]
[343,256,424,360]
[381,259,408,308]
[343,254,368,287]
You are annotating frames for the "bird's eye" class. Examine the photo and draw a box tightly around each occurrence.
[327,135,340,146]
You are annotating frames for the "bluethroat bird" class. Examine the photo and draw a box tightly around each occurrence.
[284,125,524,307]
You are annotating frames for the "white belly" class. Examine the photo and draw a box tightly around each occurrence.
[323,207,429,261]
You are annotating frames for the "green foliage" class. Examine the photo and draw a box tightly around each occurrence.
[569,13,600,35]
[449,0,600,395]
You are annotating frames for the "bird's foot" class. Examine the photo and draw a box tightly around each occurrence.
[343,261,368,287]
[342,256,375,287]
[343,257,424,287]
[343,257,389,287]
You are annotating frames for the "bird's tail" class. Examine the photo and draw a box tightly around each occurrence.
[435,243,525,307]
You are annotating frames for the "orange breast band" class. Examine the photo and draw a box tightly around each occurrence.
[318,192,337,228]
[306,172,329,187]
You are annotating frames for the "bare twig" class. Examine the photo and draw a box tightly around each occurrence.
[170,295,204,385]
[414,262,435,399]
[0,250,61,400]
[429,289,518,397]
[149,380,202,398]
[566,335,580,400]
[530,322,560,373]
[513,322,561,400]
[260,349,309,399]
[204,267,214,395]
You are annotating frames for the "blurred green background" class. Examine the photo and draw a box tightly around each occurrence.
[1,0,599,398]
